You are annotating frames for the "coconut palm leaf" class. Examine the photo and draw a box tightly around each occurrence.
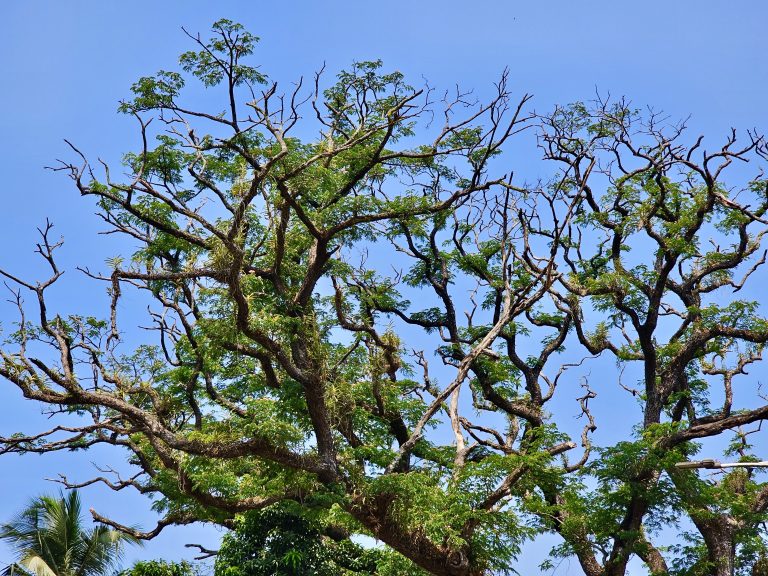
[0,491,139,576]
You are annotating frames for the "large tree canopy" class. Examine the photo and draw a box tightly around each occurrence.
[2,19,768,576]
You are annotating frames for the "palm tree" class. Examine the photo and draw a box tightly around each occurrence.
[0,490,139,576]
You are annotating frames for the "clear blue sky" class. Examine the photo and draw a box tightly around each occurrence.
[0,1,766,573]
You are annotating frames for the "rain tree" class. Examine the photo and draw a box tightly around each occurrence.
[2,19,768,576]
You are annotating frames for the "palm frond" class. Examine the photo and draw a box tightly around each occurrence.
[18,555,57,576]
[0,491,139,576]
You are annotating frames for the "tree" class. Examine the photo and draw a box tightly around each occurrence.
[119,560,197,576]
[1,18,768,576]
[0,490,137,576]
[214,503,379,576]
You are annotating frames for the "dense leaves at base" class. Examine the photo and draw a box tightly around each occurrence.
[120,561,198,576]
[214,504,381,576]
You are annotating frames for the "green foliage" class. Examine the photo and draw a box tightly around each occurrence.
[214,504,378,576]
[179,20,266,88]
[119,560,197,576]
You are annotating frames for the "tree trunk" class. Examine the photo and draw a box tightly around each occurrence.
[696,517,736,576]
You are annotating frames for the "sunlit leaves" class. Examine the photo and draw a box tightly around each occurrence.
[119,71,184,113]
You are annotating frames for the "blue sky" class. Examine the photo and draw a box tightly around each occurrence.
[0,1,766,573]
